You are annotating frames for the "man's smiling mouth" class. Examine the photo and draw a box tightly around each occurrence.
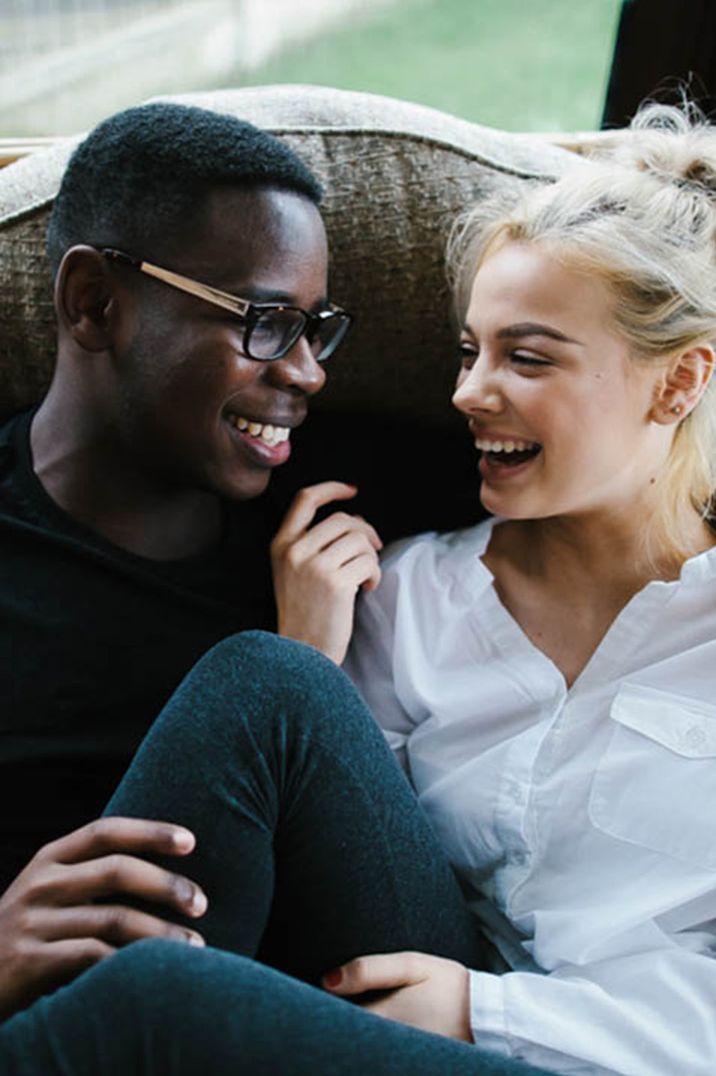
[226,412,291,446]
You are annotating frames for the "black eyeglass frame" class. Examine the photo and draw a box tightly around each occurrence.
[99,247,353,362]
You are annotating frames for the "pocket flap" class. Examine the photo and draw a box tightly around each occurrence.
[611,683,716,758]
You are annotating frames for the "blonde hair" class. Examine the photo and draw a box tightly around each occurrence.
[447,103,716,565]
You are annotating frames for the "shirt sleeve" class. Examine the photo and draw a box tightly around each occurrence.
[469,941,716,1075]
[343,573,416,769]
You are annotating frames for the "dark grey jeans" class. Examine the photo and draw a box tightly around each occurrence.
[0,632,551,1075]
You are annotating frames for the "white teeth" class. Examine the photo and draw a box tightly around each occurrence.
[474,438,539,453]
[229,414,290,445]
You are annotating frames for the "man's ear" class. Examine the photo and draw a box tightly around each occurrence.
[54,245,119,352]
[650,345,715,425]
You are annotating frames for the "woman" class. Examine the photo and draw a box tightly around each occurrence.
[343,103,716,1074]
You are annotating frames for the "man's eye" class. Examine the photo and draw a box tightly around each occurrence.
[458,344,478,369]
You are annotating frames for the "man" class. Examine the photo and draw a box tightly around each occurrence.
[0,100,378,1003]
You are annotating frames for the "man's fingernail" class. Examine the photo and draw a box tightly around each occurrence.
[188,889,208,916]
[187,932,205,947]
[323,968,342,988]
[173,828,195,851]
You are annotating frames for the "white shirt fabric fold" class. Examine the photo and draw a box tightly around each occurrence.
[344,517,716,1076]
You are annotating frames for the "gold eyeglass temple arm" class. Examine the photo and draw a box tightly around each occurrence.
[138,261,251,318]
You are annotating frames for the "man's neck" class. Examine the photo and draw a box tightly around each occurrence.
[30,400,223,561]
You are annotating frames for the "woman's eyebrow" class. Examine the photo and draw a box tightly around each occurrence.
[496,322,584,345]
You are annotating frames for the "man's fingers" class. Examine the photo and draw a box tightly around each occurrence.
[41,855,207,919]
[273,482,358,544]
[323,952,426,996]
[39,904,205,948]
[41,817,196,866]
[29,937,117,984]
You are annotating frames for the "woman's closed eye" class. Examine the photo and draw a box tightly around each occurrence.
[510,351,552,369]
[457,342,553,372]
[457,343,478,370]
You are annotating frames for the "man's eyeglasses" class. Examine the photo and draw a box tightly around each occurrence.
[99,247,352,363]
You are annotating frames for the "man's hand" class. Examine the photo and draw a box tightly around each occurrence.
[0,817,207,1020]
[271,481,382,664]
[322,951,473,1042]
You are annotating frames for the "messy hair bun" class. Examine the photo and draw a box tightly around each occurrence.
[447,101,716,565]
[625,102,716,198]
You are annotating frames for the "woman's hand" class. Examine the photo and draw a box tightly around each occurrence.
[271,481,382,665]
[0,817,207,1020]
[322,951,473,1042]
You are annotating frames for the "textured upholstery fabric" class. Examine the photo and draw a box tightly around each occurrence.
[0,84,581,421]
[0,84,584,536]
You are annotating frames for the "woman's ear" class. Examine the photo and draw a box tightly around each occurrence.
[650,345,715,425]
[54,245,117,352]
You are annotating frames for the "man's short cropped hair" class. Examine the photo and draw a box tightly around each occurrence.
[46,102,323,274]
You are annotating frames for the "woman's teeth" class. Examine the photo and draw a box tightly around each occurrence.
[475,438,539,453]
[228,414,290,446]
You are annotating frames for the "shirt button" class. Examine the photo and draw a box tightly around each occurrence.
[506,781,524,804]
[683,725,706,750]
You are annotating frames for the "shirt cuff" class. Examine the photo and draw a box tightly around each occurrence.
[469,970,513,1058]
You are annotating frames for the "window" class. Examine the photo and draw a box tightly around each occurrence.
[2,0,622,138]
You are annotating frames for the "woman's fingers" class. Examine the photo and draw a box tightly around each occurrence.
[273,481,358,546]
[323,952,426,996]
[285,511,382,562]
[300,530,382,577]
[272,482,382,664]
[324,544,382,592]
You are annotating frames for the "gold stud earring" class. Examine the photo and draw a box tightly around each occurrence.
[671,404,684,416]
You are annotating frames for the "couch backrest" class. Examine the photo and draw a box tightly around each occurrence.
[0,85,584,538]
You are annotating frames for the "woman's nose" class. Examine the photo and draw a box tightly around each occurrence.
[452,359,502,415]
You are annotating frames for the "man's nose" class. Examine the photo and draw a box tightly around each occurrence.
[268,336,327,396]
[452,358,502,415]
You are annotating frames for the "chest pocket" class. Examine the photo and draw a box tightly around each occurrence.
[588,683,716,871]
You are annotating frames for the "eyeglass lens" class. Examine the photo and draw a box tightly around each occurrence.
[248,309,350,361]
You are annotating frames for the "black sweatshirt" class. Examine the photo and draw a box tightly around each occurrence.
[0,409,276,892]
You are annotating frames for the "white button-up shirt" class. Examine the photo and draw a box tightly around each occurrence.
[344,517,716,1076]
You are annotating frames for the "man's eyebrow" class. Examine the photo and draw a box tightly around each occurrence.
[495,322,584,345]
[224,284,329,311]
